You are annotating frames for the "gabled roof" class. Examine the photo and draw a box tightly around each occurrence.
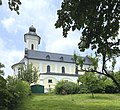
[25,50,92,65]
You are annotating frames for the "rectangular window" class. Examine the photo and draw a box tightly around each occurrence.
[48,79,52,83]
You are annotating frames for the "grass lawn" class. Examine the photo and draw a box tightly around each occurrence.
[16,94,120,110]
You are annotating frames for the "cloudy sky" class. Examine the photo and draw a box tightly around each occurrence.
[0,0,120,77]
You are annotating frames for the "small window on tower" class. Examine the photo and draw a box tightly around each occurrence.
[31,44,34,50]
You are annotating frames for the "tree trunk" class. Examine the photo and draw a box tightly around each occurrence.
[91,92,94,98]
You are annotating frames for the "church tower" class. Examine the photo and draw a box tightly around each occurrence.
[24,25,41,51]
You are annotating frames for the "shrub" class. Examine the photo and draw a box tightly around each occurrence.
[16,80,31,98]
[7,76,31,110]
[103,79,119,93]
[0,76,11,110]
[55,80,79,95]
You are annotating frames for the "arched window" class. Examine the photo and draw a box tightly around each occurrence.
[62,66,65,73]
[47,65,50,73]
[31,44,34,50]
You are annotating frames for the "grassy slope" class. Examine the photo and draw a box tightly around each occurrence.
[16,94,120,110]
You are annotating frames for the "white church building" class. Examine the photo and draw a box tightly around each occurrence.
[12,26,92,92]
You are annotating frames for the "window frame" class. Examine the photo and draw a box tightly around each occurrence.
[48,79,52,83]
[47,65,50,73]
[62,66,65,74]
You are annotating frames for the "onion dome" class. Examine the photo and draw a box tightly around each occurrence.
[29,25,36,32]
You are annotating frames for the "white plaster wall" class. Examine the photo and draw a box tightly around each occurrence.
[29,59,87,75]
[39,60,76,74]
[25,35,39,50]
[40,74,78,92]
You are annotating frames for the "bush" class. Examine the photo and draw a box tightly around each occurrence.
[0,76,11,110]
[7,76,31,110]
[104,79,119,93]
[16,80,31,98]
[54,80,80,95]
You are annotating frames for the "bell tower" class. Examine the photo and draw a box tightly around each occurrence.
[24,25,41,51]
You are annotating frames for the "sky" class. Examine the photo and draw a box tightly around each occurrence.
[0,0,120,77]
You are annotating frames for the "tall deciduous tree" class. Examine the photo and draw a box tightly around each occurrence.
[78,72,104,98]
[18,63,38,85]
[55,0,120,90]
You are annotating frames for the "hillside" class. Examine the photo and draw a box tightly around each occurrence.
[16,94,120,110]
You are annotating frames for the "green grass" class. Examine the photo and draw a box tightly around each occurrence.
[16,94,120,110]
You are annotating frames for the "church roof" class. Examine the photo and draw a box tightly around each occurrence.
[25,50,92,65]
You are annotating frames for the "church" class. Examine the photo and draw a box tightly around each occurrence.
[12,25,92,92]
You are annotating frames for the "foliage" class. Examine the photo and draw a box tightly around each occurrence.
[7,76,30,110]
[0,0,1,5]
[78,72,119,94]
[0,76,11,110]
[55,80,80,95]
[88,56,98,70]
[0,0,21,14]
[0,62,31,110]
[17,63,38,84]
[0,62,5,76]
[103,79,118,93]
[55,0,120,91]
[114,70,120,84]
[0,62,10,110]
[78,72,104,97]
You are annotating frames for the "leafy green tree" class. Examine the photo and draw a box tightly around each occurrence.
[103,77,118,93]
[0,62,11,110]
[0,0,21,14]
[78,72,104,98]
[18,63,38,85]
[0,75,10,110]
[55,0,120,91]
[7,76,30,110]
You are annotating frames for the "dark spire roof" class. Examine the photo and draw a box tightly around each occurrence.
[24,25,41,44]
[29,25,36,32]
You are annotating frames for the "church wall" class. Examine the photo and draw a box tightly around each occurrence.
[40,74,78,92]
[38,60,76,74]
[27,40,38,50]
[28,59,87,75]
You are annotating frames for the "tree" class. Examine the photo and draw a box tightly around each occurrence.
[78,72,104,98]
[0,62,11,110]
[55,0,120,91]
[17,63,38,85]
[6,76,30,110]
[0,0,21,14]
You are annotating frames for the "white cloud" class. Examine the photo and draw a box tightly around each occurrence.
[0,38,23,77]
[1,17,15,32]
[46,37,79,54]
